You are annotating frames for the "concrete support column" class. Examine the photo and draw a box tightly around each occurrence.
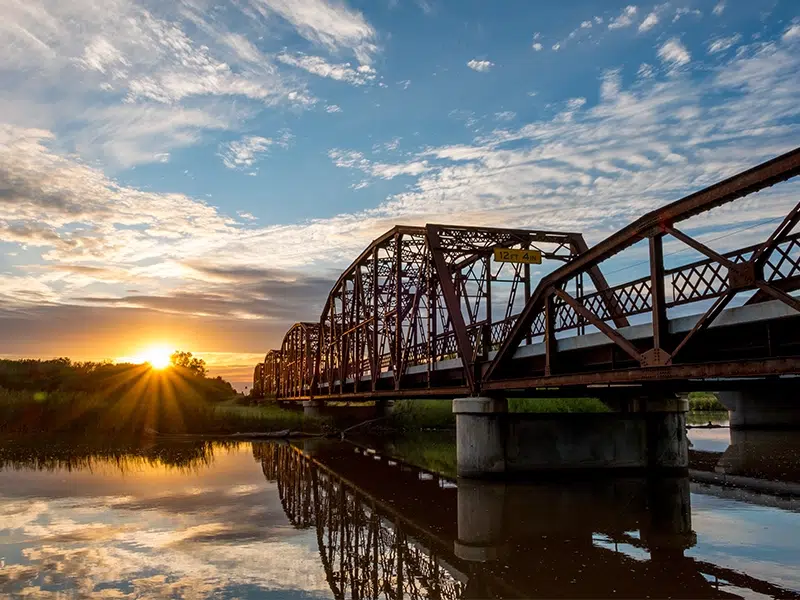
[454,480,508,562]
[303,399,323,417]
[643,395,689,470]
[453,396,508,478]
[375,399,395,418]
[718,390,800,429]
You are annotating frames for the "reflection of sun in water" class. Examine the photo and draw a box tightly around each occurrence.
[133,345,172,369]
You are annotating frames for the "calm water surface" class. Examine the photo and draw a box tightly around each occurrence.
[0,424,798,599]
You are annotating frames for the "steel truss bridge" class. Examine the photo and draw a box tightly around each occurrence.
[255,441,800,599]
[253,148,800,400]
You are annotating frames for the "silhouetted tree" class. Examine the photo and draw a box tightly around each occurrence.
[169,351,207,377]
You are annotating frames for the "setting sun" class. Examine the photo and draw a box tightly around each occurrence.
[133,345,173,370]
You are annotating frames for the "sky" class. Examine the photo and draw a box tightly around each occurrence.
[1,0,799,385]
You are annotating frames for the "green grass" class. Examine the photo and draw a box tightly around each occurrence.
[388,397,609,430]
[212,401,330,433]
[0,388,328,436]
[688,392,727,411]
[509,397,610,413]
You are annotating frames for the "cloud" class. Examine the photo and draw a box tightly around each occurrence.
[277,52,377,85]
[608,5,638,29]
[784,23,800,41]
[0,0,377,172]
[707,34,741,54]
[581,20,593,29]
[249,0,378,63]
[72,103,243,169]
[673,7,702,22]
[494,111,516,121]
[328,149,432,184]
[466,59,494,72]
[637,63,654,78]
[552,43,561,51]
[638,12,659,32]
[713,1,725,15]
[219,136,274,171]
[658,38,691,68]
[325,104,342,113]
[532,43,543,51]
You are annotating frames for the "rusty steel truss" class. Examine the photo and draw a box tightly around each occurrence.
[257,147,800,399]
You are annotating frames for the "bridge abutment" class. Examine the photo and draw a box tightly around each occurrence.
[718,390,800,429]
[453,395,688,478]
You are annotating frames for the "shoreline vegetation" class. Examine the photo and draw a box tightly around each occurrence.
[1,358,726,437]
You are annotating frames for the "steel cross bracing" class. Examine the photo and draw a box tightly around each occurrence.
[259,147,800,399]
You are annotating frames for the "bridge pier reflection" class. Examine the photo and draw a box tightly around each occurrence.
[252,440,795,598]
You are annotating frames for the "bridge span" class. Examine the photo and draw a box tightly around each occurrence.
[254,147,800,401]
[252,147,800,477]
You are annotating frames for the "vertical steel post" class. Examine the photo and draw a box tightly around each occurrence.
[545,290,557,376]
[649,233,669,364]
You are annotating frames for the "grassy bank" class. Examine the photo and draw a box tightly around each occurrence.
[388,397,609,430]
[688,392,727,411]
[0,388,328,436]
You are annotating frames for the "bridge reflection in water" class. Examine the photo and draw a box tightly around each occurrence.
[255,440,798,600]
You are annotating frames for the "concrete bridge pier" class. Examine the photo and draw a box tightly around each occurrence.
[303,399,323,417]
[375,398,395,417]
[453,394,688,478]
[718,390,800,429]
[453,396,508,478]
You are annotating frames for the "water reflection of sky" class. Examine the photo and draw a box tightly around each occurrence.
[0,444,333,599]
[688,427,732,452]
[689,492,800,593]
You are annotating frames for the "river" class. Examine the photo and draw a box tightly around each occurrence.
[1,418,799,598]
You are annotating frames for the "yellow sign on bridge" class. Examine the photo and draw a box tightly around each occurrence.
[493,247,542,264]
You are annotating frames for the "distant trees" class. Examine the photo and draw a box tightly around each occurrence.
[169,351,207,377]
[0,355,235,403]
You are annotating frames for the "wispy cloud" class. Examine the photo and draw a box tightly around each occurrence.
[707,34,741,54]
[467,59,494,72]
[657,38,691,68]
[532,43,543,51]
[608,5,638,30]
[638,11,659,32]
[325,104,342,113]
[673,7,702,22]
[277,52,377,85]
[249,0,378,63]
[219,134,292,171]
[713,1,725,16]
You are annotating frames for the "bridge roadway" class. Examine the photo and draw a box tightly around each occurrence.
[253,147,800,402]
[256,440,800,599]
